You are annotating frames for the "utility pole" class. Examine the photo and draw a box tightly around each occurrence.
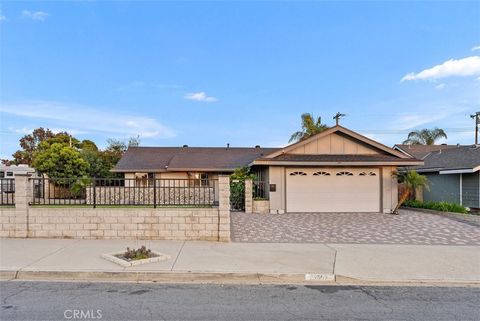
[471,111,480,145]
[333,112,346,126]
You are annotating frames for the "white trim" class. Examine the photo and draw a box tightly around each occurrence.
[439,166,480,175]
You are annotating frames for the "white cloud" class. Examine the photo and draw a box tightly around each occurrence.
[0,15,6,21]
[401,56,480,82]
[435,83,446,90]
[184,92,218,102]
[21,10,49,21]
[472,45,480,52]
[0,101,176,139]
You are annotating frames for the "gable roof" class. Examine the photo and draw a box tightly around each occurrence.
[263,125,409,159]
[412,145,480,173]
[112,146,279,172]
[393,144,460,159]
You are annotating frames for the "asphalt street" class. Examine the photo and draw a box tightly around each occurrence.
[0,281,479,321]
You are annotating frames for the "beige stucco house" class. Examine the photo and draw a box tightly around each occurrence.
[113,125,423,213]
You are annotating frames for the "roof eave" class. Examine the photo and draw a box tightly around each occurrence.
[251,160,424,166]
[111,168,236,173]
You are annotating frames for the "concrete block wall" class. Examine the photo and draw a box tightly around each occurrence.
[0,174,233,242]
[24,207,220,240]
[244,179,253,214]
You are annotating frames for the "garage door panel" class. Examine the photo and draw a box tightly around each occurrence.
[286,168,380,212]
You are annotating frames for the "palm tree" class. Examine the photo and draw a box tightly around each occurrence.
[402,128,447,145]
[289,113,329,143]
[393,170,429,214]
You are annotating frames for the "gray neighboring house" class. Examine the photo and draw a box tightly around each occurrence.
[394,144,480,209]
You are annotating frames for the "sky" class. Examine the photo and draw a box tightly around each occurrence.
[0,1,479,159]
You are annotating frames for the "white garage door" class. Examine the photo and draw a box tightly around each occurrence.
[286,168,380,213]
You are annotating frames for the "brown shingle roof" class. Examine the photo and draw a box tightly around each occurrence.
[112,147,280,172]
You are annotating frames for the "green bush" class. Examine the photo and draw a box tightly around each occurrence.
[403,199,468,214]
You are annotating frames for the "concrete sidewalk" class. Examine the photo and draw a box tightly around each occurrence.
[0,239,478,285]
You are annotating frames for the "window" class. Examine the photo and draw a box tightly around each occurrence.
[336,171,353,176]
[313,171,331,176]
[191,173,209,186]
[289,171,307,176]
[359,171,376,176]
[0,172,4,178]
[6,172,13,177]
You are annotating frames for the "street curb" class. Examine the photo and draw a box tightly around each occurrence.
[2,270,479,286]
[1,270,336,284]
[334,275,480,287]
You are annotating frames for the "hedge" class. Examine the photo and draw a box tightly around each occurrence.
[403,199,468,214]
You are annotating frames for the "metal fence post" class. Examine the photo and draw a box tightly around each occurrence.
[153,178,157,208]
[92,178,96,208]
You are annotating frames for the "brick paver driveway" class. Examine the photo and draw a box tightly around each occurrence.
[230,210,480,245]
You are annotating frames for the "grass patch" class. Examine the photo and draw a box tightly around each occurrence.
[403,199,469,214]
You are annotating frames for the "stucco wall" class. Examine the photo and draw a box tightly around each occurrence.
[382,166,398,214]
[268,166,285,214]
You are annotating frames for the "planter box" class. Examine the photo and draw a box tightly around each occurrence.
[102,251,170,267]
[253,200,270,214]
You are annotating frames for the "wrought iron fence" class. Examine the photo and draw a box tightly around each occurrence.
[29,177,218,207]
[0,178,15,206]
[253,180,268,200]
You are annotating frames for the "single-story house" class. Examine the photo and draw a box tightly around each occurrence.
[113,125,422,213]
[394,144,480,209]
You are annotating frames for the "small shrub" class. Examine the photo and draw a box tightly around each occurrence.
[403,199,468,214]
[122,246,153,260]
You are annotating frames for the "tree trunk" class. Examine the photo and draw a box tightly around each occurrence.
[393,188,411,214]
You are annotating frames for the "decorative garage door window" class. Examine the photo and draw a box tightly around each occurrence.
[336,171,354,176]
[289,171,307,176]
[313,171,331,176]
[359,172,377,176]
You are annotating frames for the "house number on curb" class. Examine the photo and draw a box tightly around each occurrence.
[305,273,334,281]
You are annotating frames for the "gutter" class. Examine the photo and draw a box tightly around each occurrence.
[250,160,424,166]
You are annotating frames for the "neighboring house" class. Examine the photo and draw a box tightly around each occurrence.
[394,144,480,209]
[113,125,422,213]
[0,164,36,193]
[0,164,36,178]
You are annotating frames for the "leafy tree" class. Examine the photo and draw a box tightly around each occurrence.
[102,136,141,172]
[80,149,112,178]
[12,128,56,165]
[393,170,429,214]
[80,140,98,152]
[289,113,329,143]
[402,128,447,145]
[32,143,90,180]
[230,167,256,210]
[128,135,141,147]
